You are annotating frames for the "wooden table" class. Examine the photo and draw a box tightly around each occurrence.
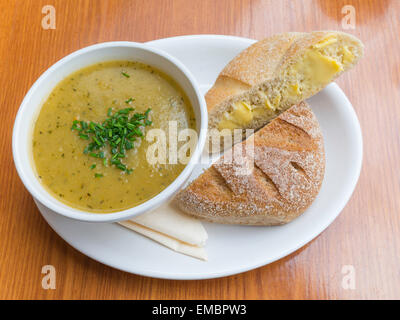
[1,0,399,300]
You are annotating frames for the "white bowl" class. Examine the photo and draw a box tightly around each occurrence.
[12,41,207,223]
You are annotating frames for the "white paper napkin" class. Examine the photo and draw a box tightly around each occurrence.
[118,202,208,260]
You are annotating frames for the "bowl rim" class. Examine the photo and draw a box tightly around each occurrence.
[12,41,208,222]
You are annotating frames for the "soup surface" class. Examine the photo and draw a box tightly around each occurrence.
[33,61,196,213]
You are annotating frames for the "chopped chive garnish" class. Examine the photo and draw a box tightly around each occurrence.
[94,173,103,178]
[71,120,79,131]
[116,164,126,171]
[132,127,143,136]
[93,136,102,146]
[125,141,133,150]
[125,97,134,104]
[126,123,135,130]
[118,107,134,114]
[121,72,130,78]
[72,107,152,175]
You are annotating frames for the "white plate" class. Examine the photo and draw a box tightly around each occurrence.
[37,35,363,280]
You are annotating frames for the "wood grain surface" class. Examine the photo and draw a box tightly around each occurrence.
[1,0,399,300]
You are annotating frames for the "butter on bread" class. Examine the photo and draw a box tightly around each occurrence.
[174,102,325,225]
[207,31,363,145]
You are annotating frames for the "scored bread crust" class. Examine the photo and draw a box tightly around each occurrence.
[174,102,325,225]
[206,31,363,133]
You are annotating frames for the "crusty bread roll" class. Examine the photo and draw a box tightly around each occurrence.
[174,102,325,225]
[207,31,363,148]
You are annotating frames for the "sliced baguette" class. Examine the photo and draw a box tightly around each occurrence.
[207,31,363,148]
[174,102,324,225]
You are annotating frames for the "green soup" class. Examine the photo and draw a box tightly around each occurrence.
[32,61,196,213]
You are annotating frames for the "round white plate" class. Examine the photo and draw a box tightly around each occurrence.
[37,35,363,280]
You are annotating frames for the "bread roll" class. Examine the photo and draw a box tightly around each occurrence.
[174,102,325,225]
[207,31,363,148]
